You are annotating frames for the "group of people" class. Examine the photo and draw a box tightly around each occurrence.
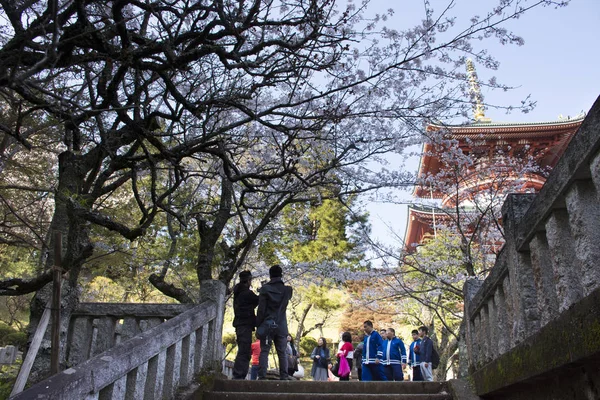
[307,322,434,382]
[248,334,298,380]
[231,264,436,382]
[232,265,295,380]
[309,332,354,381]
[357,322,435,382]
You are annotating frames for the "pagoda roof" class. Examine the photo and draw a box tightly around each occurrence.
[427,113,585,137]
[413,114,585,198]
[403,205,450,253]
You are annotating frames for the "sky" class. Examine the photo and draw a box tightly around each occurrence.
[361,0,600,261]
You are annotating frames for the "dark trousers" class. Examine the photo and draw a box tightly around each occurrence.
[250,365,259,380]
[258,334,288,379]
[412,364,423,381]
[362,363,388,381]
[384,364,404,381]
[232,326,253,379]
[339,358,353,381]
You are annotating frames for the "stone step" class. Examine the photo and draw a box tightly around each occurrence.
[203,392,452,400]
[211,380,448,394]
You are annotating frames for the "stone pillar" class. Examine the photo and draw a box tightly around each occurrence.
[529,232,559,326]
[501,275,514,348]
[457,321,469,379]
[200,280,226,372]
[565,180,600,296]
[0,345,17,364]
[590,151,600,195]
[462,278,482,372]
[487,296,498,359]
[545,210,584,312]
[502,194,539,346]
[494,285,509,355]
[472,315,482,368]
[479,305,490,364]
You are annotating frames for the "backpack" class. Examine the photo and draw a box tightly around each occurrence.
[431,347,440,370]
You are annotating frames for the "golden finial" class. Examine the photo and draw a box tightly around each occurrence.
[466,59,491,123]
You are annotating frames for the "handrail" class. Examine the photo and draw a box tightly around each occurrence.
[11,301,216,399]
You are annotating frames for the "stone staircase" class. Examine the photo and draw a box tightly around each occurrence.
[202,380,453,400]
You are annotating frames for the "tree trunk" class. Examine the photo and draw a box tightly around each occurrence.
[26,151,93,383]
[295,304,312,346]
[195,173,233,284]
[434,326,458,381]
[196,226,219,282]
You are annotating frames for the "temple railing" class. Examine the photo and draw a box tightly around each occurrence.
[66,303,196,367]
[12,280,226,400]
[463,96,600,398]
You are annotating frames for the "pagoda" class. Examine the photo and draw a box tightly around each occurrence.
[404,60,584,252]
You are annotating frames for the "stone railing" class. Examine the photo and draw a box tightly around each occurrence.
[66,302,196,367]
[463,96,600,398]
[12,280,226,400]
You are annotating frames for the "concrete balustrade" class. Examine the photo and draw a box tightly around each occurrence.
[565,180,600,296]
[528,232,558,327]
[492,284,508,355]
[464,96,600,399]
[545,209,584,312]
[12,280,226,400]
[66,303,196,367]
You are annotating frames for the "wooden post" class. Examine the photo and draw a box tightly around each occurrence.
[10,302,51,396]
[51,232,62,375]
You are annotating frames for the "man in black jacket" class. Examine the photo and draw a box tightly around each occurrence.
[257,265,294,380]
[232,270,259,379]
[418,325,434,381]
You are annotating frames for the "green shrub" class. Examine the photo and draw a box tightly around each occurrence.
[0,324,17,347]
[0,361,21,400]
[3,332,27,350]
[223,332,237,360]
[299,336,318,356]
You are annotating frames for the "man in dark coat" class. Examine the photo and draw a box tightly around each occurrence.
[256,265,293,380]
[418,325,434,381]
[232,270,259,379]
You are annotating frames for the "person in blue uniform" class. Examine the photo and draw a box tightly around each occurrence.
[382,328,407,381]
[361,320,388,381]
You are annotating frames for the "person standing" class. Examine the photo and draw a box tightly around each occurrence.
[286,334,298,379]
[418,326,434,382]
[310,337,330,381]
[337,331,354,381]
[257,265,294,380]
[379,329,387,340]
[232,271,259,380]
[354,341,364,381]
[250,337,261,380]
[382,328,407,381]
[408,329,423,381]
[361,320,387,381]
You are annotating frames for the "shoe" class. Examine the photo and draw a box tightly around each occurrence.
[258,377,268,380]
[280,376,296,380]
